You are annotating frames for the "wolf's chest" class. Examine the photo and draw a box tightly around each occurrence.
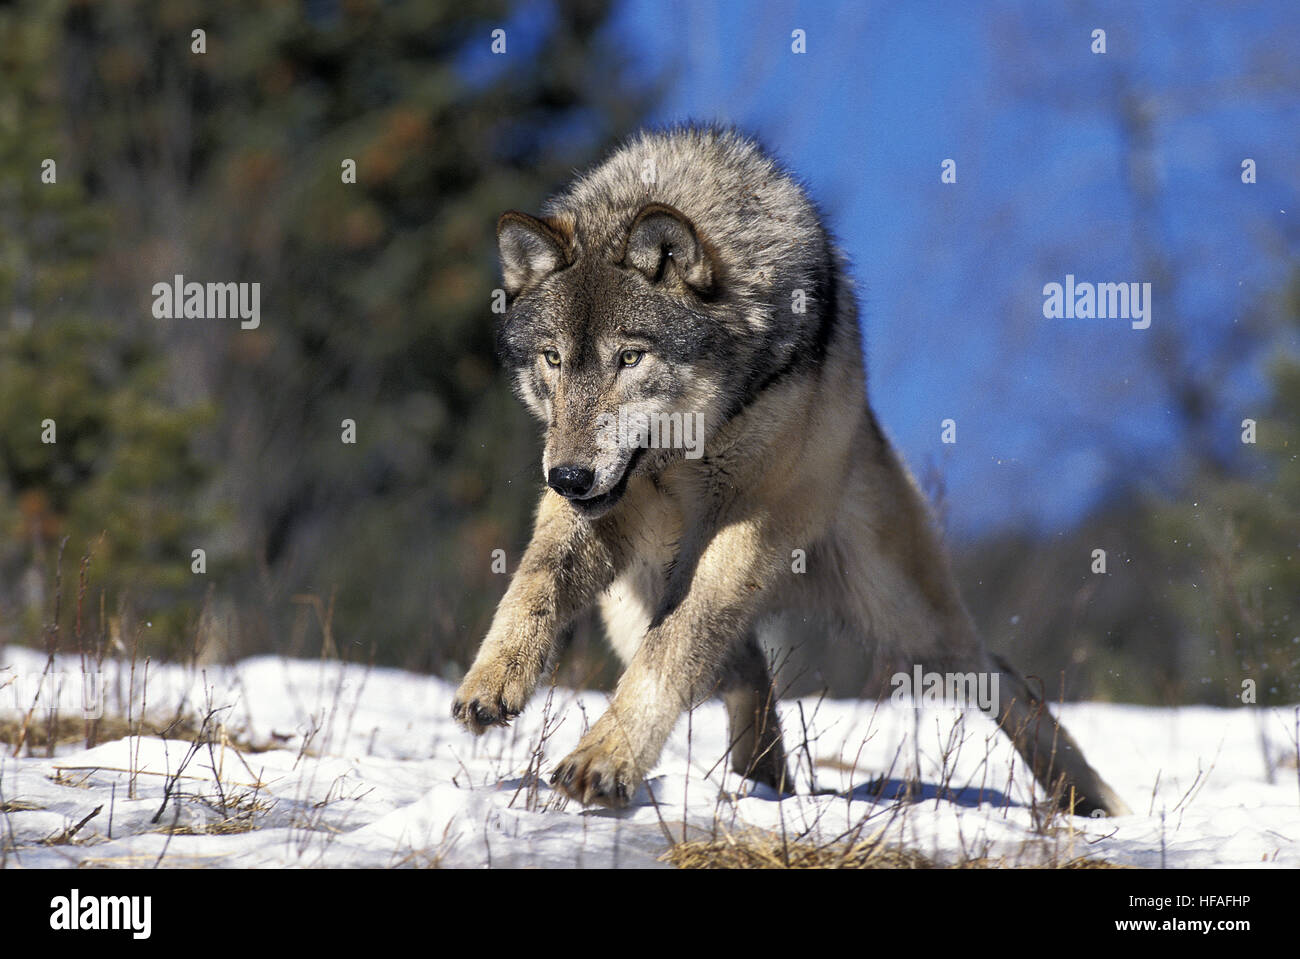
[596,492,682,663]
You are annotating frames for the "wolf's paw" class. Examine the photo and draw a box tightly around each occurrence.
[451,659,533,734]
[1064,782,1133,819]
[550,738,641,809]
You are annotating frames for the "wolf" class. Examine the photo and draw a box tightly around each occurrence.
[452,125,1130,817]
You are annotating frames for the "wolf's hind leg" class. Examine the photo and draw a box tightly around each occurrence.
[981,652,1132,817]
[718,634,792,793]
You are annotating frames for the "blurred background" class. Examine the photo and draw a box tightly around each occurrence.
[1,0,1296,707]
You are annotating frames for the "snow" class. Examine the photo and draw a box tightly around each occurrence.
[1,647,1296,868]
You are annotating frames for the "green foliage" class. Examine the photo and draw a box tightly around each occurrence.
[1,0,652,666]
[1142,275,1300,706]
[0,4,215,652]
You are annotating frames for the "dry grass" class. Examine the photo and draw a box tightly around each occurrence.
[39,803,103,846]
[156,815,265,836]
[76,853,230,868]
[665,830,936,868]
[664,828,1129,869]
[0,712,228,752]
[0,799,43,813]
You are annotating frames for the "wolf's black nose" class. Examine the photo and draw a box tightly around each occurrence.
[548,465,595,499]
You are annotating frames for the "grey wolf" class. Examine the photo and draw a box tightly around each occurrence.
[452,125,1130,817]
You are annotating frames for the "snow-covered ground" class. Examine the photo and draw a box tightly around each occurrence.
[1,647,1296,868]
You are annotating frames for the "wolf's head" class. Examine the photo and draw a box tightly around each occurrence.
[494,126,837,519]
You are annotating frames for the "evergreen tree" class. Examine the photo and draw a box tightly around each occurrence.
[0,3,213,653]
[1145,272,1300,706]
[3,0,653,667]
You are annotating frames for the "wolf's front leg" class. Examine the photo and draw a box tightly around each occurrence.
[453,492,617,733]
[551,518,784,806]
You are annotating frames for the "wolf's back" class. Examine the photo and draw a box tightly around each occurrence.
[543,125,838,325]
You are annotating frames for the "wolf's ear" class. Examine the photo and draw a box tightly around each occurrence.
[497,211,569,297]
[624,203,715,294]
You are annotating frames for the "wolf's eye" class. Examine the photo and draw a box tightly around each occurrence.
[620,349,644,368]
[543,349,561,368]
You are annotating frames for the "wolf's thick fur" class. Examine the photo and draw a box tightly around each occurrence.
[453,125,1130,817]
